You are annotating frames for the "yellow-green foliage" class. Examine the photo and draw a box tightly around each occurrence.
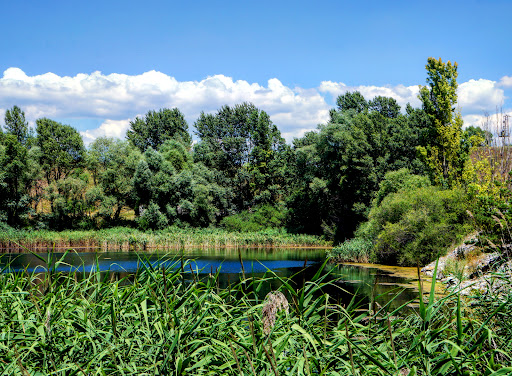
[418,57,464,187]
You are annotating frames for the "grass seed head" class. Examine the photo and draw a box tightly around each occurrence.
[262,291,289,335]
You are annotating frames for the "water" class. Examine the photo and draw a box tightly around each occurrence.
[0,248,425,310]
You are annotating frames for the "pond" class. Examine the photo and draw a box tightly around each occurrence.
[0,248,429,311]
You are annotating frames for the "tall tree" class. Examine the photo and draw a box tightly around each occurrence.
[4,105,29,145]
[36,118,86,183]
[87,138,142,222]
[417,57,463,186]
[127,108,191,152]
[194,102,286,210]
[0,135,30,226]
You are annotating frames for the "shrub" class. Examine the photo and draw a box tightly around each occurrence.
[359,186,471,266]
[136,202,168,230]
[219,204,287,232]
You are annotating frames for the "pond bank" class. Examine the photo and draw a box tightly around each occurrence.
[421,234,512,297]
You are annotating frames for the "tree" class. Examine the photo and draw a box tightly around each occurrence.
[87,138,142,222]
[36,118,86,183]
[4,105,29,145]
[127,108,191,152]
[369,96,400,118]
[194,102,286,210]
[0,135,31,226]
[417,57,463,186]
[335,91,368,114]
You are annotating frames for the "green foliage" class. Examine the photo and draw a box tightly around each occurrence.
[373,168,431,206]
[87,138,142,223]
[137,201,169,230]
[328,237,373,263]
[0,135,31,226]
[0,256,510,374]
[127,107,191,152]
[194,102,286,211]
[335,90,368,114]
[360,185,470,266]
[418,57,464,186]
[36,118,85,183]
[220,204,287,232]
[368,95,400,118]
[3,105,29,145]
[287,98,428,240]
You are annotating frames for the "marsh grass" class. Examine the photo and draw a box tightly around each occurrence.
[0,226,331,253]
[0,254,511,375]
[328,238,373,263]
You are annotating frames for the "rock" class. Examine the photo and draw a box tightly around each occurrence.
[468,252,501,279]
[441,275,459,287]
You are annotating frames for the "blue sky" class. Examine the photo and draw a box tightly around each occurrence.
[1,0,511,143]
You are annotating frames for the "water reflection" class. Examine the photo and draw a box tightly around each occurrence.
[0,248,424,311]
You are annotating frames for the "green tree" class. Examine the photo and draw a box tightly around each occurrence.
[335,91,368,114]
[36,118,86,184]
[417,57,464,186]
[194,102,286,210]
[4,105,29,145]
[87,138,142,223]
[127,108,191,152]
[369,96,400,118]
[0,135,31,226]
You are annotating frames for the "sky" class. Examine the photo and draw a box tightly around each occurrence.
[1,0,511,144]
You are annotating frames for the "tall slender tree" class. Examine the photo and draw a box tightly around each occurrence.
[4,105,29,145]
[417,57,463,186]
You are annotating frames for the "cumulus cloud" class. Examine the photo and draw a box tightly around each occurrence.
[458,79,505,113]
[499,76,512,88]
[1,67,510,144]
[0,68,330,143]
[80,118,133,145]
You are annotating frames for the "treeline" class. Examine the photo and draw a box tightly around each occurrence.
[0,58,506,265]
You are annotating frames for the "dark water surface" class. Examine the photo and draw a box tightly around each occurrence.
[0,248,423,310]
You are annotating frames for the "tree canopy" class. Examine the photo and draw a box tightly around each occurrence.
[127,108,191,152]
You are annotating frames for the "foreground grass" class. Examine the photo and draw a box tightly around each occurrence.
[0,226,331,252]
[1,253,511,375]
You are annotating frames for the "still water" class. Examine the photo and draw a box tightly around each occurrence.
[0,248,425,310]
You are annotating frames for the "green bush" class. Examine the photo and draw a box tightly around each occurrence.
[359,186,470,266]
[136,202,169,230]
[219,204,287,232]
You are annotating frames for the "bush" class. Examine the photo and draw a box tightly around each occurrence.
[219,204,287,232]
[359,186,471,266]
[136,202,168,230]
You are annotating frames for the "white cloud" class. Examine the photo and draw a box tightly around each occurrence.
[1,67,511,144]
[499,76,512,88]
[458,79,505,113]
[0,68,330,143]
[80,118,132,145]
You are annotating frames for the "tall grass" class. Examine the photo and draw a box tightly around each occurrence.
[0,226,331,253]
[328,238,373,263]
[0,254,511,374]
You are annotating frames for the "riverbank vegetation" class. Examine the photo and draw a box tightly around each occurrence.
[0,226,330,252]
[1,255,511,374]
[1,57,511,266]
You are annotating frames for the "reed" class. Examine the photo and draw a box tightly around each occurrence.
[0,253,510,374]
[0,226,331,253]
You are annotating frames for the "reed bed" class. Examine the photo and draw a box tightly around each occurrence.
[0,226,331,253]
[0,254,511,375]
